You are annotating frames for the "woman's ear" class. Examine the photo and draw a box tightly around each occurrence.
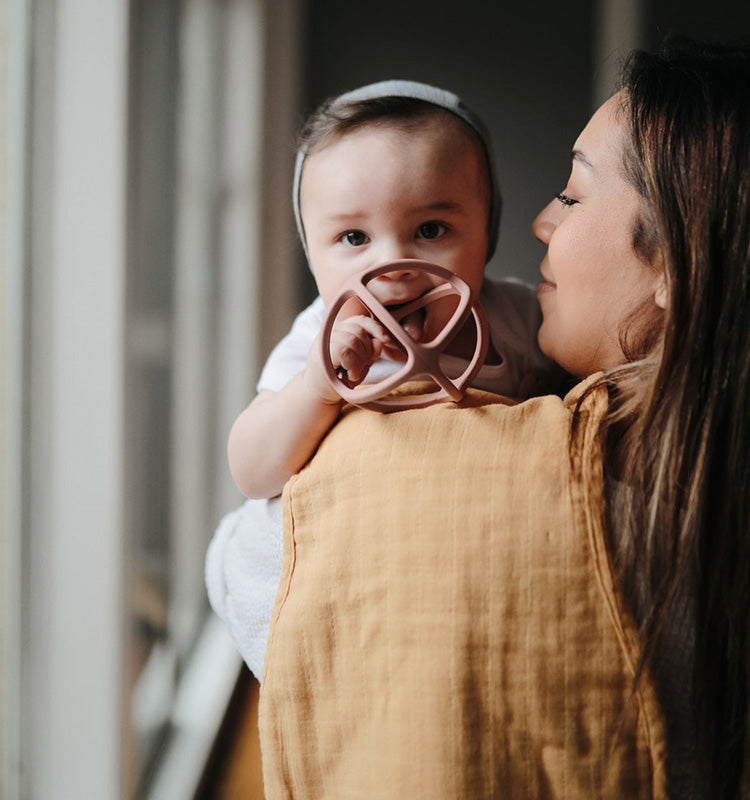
[654,272,667,310]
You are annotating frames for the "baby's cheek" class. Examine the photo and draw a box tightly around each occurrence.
[424,295,463,340]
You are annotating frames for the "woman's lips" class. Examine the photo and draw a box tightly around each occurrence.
[537,278,556,296]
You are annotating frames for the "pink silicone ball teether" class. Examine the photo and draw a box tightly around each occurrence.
[319,260,489,411]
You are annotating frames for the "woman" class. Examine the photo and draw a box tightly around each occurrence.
[534,39,750,798]
[258,39,750,800]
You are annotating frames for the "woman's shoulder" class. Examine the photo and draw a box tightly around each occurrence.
[562,372,607,409]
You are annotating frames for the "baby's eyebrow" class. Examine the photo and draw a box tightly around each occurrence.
[323,201,465,224]
[322,211,367,224]
[413,200,465,214]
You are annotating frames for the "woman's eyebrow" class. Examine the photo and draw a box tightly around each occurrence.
[571,148,594,170]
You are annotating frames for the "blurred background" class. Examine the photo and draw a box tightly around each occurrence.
[2,0,748,797]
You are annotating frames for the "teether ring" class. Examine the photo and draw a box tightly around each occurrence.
[319,260,488,411]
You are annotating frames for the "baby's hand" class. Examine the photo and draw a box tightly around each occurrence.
[306,315,393,402]
[330,315,393,382]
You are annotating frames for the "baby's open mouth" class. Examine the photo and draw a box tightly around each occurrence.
[385,298,428,342]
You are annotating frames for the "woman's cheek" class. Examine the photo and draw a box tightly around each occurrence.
[546,226,574,277]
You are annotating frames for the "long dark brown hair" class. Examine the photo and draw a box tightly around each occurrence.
[601,39,750,798]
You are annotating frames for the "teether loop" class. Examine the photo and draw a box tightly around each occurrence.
[319,260,488,411]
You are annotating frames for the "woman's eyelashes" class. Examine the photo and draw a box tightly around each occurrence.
[554,192,579,207]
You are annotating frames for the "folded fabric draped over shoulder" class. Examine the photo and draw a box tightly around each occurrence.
[259,380,668,799]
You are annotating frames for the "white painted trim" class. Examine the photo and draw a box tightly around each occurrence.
[2,1,30,797]
[24,0,130,797]
[170,0,228,662]
[214,0,269,516]
[145,617,243,800]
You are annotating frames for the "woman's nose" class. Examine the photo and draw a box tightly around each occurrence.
[532,200,558,245]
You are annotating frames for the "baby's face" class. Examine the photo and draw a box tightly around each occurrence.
[299,119,490,344]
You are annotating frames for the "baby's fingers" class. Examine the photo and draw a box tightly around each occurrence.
[345,315,391,346]
[350,315,407,363]
[330,317,388,383]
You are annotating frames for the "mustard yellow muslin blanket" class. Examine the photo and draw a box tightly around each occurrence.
[259,380,668,799]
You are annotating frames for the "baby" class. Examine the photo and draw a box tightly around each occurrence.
[206,80,558,678]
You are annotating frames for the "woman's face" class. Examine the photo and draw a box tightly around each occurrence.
[532,92,665,377]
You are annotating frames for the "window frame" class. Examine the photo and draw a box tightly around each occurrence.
[4,0,301,797]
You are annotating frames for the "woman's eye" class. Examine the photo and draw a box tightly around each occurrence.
[417,221,446,240]
[554,192,578,207]
[342,230,368,246]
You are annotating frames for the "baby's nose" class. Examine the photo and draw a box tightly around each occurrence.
[373,260,421,281]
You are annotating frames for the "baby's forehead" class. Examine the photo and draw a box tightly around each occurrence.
[307,112,488,173]
[330,109,480,148]
[298,113,493,222]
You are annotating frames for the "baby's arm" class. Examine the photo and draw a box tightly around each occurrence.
[228,314,392,499]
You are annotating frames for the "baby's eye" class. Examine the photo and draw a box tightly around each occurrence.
[416,221,446,240]
[341,230,368,247]
[554,192,578,207]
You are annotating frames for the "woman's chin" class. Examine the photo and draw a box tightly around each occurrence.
[536,324,559,363]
